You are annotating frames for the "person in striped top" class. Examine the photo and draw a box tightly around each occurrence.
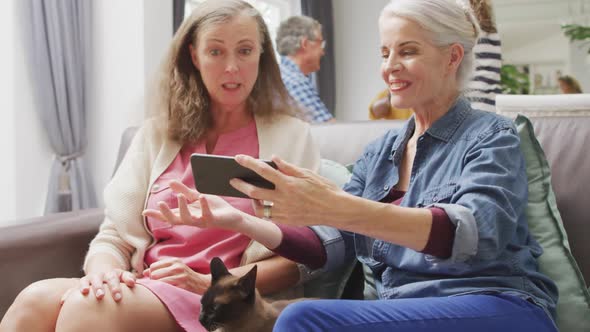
[466,0,502,112]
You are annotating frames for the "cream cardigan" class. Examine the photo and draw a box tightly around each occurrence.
[84,114,320,274]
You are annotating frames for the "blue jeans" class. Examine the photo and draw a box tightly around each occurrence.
[273,294,557,332]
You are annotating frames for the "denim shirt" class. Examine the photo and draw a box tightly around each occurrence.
[312,98,558,320]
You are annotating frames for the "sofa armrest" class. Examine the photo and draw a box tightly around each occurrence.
[0,208,103,318]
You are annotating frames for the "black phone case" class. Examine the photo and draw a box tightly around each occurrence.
[190,154,276,198]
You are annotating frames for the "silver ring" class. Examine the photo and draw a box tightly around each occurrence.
[263,204,272,219]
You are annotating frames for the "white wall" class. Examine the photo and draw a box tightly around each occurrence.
[0,0,16,221]
[333,0,389,121]
[502,29,568,65]
[569,41,590,92]
[87,0,172,208]
[144,0,174,93]
[86,0,145,209]
[1,0,55,226]
[13,17,54,224]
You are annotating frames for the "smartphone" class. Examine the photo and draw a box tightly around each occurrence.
[190,153,277,198]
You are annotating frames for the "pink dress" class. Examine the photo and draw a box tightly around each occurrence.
[137,121,259,332]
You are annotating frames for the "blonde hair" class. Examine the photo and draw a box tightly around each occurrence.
[148,0,299,144]
[381,0,480,90]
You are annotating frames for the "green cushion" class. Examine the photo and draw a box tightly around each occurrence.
[320,158,353,187]
[515,114,590,331]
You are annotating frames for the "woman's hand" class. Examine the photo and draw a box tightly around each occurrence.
[231,155,344,227]
[144,257,210,295]
[60,269,136,304]
[142,180,247,231]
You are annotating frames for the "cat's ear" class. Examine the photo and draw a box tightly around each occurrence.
[237,265,257,300]
[210,257,231,284]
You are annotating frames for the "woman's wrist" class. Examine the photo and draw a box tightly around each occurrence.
[85,254,125,275]
[189,270,211,294]
[322,190,367,227]
[233,211,256,234]
[238,213,283,249]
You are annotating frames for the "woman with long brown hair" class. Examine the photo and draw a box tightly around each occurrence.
[0,1,319,331]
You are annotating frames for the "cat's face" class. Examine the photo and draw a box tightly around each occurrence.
[199,257,257,331]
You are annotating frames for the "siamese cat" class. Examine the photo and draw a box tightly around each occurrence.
[199,257,303,332]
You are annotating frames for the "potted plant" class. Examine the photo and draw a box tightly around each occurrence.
[500,65,530,95]
[561,24,590,54]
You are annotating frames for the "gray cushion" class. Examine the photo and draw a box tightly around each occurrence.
[529,116,590,285]
[311,121,403,165]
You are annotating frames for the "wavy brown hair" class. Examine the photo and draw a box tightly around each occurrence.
[148,0,300,144]
[469,0,496,33]
[558,75,583,94]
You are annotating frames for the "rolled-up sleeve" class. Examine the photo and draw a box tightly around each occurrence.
[297,226,355,282]
[309,225,356,272]
[427,126,527,264]
[428,203,478,263]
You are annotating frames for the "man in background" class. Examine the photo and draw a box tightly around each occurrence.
[276,16,335,123]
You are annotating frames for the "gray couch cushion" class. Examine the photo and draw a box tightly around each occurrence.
[497,94,590,286]
[311,121,403,166]
[0,209,104,317]
[530,116,590,286]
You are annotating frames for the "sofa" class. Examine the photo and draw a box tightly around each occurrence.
[1,94,589,330]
